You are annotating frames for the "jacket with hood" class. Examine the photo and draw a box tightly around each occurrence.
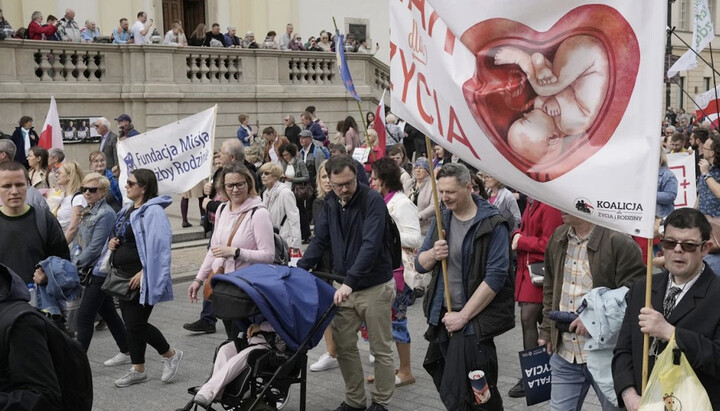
[35,257,82,316]
[94,196,173,306]
[197,196,275,281]
[0,264,62,410]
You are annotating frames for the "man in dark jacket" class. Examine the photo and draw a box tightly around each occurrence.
[0,161,69,284]
[0,264,62,410]
[115,114,139,140]
[416,162,514,410]
[612,208,720,410]
[10,116,38,168]
[299,155,395,411]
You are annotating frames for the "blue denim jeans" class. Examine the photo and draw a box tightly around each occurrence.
[549,354,620,411]
[200,299,217,325]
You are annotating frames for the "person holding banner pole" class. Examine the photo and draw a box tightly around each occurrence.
[415,161,514,410]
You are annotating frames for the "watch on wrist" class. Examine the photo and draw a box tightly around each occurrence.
[704,173,712,181]
[234,247,240,260]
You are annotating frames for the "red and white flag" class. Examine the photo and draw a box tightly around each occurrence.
[390,1,664,237]
[694,85,720,127]
[38,96,63,150]
[373,90,388,156]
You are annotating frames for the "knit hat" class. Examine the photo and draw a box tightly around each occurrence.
[414,157,430,173]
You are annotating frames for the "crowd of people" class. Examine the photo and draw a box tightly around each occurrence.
[0,100,719,411]
[3,8,377,53]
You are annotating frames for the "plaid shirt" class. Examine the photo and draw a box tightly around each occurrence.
[557,227,594,364]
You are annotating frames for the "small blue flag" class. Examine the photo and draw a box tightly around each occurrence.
[335,30,361,102]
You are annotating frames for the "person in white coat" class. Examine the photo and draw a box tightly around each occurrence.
[259,162,301,249]
[369,157,422,387]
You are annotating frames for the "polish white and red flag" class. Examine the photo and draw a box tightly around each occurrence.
[389,0,665,237]
[694,85,720,127]
[38,96,63,150]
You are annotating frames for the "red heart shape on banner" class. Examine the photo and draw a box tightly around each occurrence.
[461,5,639,182]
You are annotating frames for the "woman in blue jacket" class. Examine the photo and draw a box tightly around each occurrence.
[657,149,678,219]
[106,169,182,388]
[74,173,129,362]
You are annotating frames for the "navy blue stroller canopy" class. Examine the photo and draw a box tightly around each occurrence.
[210,265,336,351]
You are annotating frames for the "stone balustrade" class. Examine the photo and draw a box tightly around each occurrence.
[0,39,390,166]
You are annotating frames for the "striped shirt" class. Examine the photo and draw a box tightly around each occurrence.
[557,227,594,364]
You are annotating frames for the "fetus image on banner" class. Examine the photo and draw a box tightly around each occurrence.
[493,35,609,164]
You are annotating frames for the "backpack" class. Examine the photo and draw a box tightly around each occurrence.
[0,301,93,411]
[243,206,290,266]
[314,145,330,160]
[359,189,402,269]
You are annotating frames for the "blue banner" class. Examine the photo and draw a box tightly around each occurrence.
[335,31,361,101]
[518,346,552,406]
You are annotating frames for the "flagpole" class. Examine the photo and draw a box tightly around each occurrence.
[709,42,720,128]
[332,16,376,161]
[425,136,453,323]
[641,239,654,394]
[210,105,218,181]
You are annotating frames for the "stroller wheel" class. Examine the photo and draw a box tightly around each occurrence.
[271,387,290,410]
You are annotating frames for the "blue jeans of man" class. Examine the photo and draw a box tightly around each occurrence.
[549,354,620,411]
[200,300,216,325]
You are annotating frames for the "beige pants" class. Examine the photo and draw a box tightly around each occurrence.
[332,279,396,408]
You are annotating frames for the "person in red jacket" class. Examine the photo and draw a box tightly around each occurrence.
[507,199,563,398]
[27,11,59,40]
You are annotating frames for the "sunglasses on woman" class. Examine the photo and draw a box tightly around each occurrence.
[81,186,99,193]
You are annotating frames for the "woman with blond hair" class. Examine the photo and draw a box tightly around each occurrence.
[258,162,301,249]
[262,126,290,165]
[74,172,129,361]
[48,161,86,243]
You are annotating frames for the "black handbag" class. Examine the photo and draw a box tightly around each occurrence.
[293,183,314,201]
[528,262,545,286]
[101,265,139,301]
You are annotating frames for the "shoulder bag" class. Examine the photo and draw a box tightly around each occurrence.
[203,205,248,300]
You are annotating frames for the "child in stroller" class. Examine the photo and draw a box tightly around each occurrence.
[181,264,337,411]
[193,320,288,408]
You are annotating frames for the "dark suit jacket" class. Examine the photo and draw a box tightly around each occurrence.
[612,266,720,408]
[100,131,118,171]
[10,127,39,168]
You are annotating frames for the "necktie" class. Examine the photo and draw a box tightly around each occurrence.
[663,286,682,319]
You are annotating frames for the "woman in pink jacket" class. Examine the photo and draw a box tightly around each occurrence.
[187,163,274,336]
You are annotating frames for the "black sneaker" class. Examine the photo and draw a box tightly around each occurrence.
[508,378,525,398]
[333,402,366,411]
[367,403,388,411]
[183,319,216,334]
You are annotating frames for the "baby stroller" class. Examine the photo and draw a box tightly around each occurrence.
[180,264,337,411]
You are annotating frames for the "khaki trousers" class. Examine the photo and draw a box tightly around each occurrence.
[332,279,396,408]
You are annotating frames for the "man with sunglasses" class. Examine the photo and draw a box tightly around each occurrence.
[539,212,645,410]
[298,155,396,411]
[283,115,302,147]
[612,208,720,410]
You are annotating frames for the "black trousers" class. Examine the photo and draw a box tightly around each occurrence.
[119,298,170,365]
[297,196,312,241]
[76,275,128,353]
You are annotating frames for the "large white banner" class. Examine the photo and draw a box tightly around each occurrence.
[668,152,697,209]
[117,106,216,197]
[390,1,664,237]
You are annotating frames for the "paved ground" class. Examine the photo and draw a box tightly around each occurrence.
[86,244,604,411]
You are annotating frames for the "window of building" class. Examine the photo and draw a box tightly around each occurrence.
[706,77,712,91]
[680,0,690,30]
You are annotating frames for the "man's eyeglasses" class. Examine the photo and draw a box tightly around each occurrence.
[81,186,99,193]
[330,178,356,190]
[224,181,247,191]
[659,239,706,252]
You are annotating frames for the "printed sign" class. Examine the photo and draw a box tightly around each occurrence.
[390,1,665,237]
[117,106,217,197]
[518,346,552,406]
[668,152,696,208]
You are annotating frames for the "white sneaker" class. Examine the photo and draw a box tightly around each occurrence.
[104,352,131,367]
[161,348,183,382]
[114,368,148,387]
[310,353,339,372]
[369,353,375,363]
